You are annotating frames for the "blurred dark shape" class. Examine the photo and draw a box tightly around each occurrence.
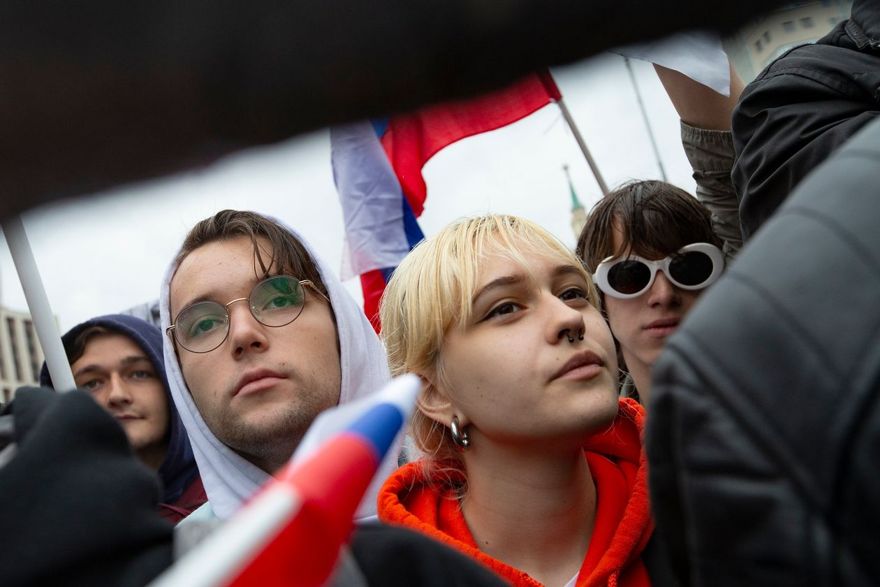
[649,116,880,585]
[0,388,173,586]
[0,0,783,220]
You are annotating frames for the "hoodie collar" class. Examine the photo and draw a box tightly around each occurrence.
[379,399,652,587]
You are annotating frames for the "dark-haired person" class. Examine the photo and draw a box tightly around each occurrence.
[577,183,725,403]
[576,64,742,404]
[40,314,206,523]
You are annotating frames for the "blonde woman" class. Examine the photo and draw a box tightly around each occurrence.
[378,215,653,587]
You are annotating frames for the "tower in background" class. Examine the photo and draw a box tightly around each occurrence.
[564,164,587,241]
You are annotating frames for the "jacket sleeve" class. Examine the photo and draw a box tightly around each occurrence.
[680,121,742,260]
[731,41,880,239]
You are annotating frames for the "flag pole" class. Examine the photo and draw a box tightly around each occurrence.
[555,97,609,196]
[623,56,669,182]
[2,216,76,391]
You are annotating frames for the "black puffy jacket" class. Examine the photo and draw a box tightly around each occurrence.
[650,117,880,585]
[731,0,880,239]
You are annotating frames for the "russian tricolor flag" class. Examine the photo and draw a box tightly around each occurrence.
[333,72,561,331]
[149,375,421,587]
[331,122,424,332]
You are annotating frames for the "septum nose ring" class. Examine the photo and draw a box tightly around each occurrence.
[566,329,585,344]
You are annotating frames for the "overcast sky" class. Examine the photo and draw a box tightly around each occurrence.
[1,52,699,332]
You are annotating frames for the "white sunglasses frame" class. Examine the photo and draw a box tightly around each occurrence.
[592,242,725,300]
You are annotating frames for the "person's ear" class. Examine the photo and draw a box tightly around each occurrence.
[416,374,458,427]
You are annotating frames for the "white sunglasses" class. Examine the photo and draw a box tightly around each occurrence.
[592,242,725,300]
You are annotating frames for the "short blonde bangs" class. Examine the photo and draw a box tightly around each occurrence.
[381,215,597,376]
[380,215,599,475]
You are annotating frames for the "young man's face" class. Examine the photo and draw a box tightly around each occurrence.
[602,226,702,385]
[169,236,341,474]
[71,333,170,469]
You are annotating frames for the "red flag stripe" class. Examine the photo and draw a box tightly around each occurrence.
[380,71,559,217]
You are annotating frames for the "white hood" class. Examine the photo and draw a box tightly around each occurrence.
[159,216,391,520]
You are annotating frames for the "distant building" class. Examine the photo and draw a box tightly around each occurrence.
[0,305,45,403]
[725,0,854,82]
[121,299,162,329]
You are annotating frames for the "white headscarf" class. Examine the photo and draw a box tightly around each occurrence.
[159,215,391,520]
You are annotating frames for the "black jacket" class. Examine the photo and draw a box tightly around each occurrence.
[731,0,880,239]
[0,388,174,587]
[649,117,880,585]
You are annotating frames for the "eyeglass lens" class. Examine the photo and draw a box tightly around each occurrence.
[175,276,306,352]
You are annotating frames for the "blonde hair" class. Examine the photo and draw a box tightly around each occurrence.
[380,214,599,479]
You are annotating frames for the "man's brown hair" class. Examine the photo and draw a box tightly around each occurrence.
[66,325,113,365]
[576,180,721,273]
[174,209,329,298]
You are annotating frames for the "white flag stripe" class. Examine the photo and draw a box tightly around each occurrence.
[331,123,411,280]
[291,373,421,520]
[292,373,420,463]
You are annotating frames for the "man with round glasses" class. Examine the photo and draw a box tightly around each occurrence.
[577,180,727,405]
[160,209,392,523]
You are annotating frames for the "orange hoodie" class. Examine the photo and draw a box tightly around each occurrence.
[378,398,652,587]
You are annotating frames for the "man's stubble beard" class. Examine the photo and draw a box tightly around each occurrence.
[214,391,336,474]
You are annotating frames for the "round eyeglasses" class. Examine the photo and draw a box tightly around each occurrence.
[166,275,328,353]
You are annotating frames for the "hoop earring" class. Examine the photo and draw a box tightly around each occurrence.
[450,415,470,449]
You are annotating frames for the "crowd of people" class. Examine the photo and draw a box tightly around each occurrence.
[1,0,879,585]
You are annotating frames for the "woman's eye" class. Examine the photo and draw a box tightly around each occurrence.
[559,287,588,302]
[485,302,520,319]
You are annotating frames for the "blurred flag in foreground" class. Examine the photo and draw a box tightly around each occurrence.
[149,374,421,587]
[332,72,561,331]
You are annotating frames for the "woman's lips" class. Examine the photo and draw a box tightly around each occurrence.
[552,350,604,381]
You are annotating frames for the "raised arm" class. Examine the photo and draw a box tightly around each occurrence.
[655,63,744,258]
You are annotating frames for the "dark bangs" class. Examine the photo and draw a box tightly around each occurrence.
[577,180,721,270]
